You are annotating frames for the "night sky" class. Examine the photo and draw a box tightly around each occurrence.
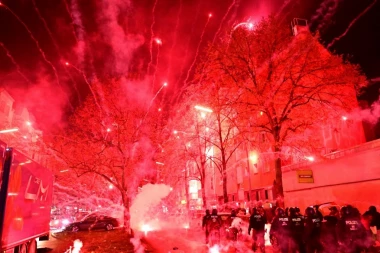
[0,0,379,133]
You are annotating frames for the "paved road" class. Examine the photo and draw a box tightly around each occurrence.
[142,228,273,253]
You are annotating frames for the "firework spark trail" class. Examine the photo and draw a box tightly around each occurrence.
[142,82,167,124]
[166,0,183,79]
[327,0,378,49]
[31,0,61,53]
[225,0,241,29]
[65,62,102,111]
[63,0,79,42]
[276,0,293,17]
[152,42,162,91]
[173,0,202,93]
[31,0,81,102]
[211,0,236,46]
[183,14,212,87]
[276,0,298,25]
[1,3,61,87]
[69,0,87,66]
[147,0,159,78]
[0,42,32,84]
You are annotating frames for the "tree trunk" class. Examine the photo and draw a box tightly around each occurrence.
[121,190,132,235]
[222,169,228,203]
[185,176,190,210]
[274,146,284,200]
[201,177,207,208]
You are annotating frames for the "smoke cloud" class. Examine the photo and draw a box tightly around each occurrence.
[310,0,342,31]
[130,183,171,230]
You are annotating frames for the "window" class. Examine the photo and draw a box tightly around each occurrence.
[267,189,273,200]
[255,191,259,201]
[252,163,258,174]
[263,162,270,173]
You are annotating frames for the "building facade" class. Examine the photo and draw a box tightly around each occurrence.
[0,88,45,164]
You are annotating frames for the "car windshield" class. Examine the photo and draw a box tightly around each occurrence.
[81,212,106,221]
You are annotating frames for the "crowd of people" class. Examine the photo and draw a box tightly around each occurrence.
[201,204,380,253]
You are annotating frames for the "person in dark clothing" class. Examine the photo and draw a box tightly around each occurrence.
[364,206,380,243]
[270,207,290,253]
[304,207,322,253]
[202,209,211,244]
[337,205,365,253]
[314,205,323,221]
[248,206,267,252]
[207,209,222,246]
[289,207,305,253]
[322,206,339,253]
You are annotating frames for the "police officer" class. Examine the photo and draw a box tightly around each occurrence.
[337,205,364,253]
[289,207,305,253]
[304,207,322,253]
[322,206,339,253]
[202,209,211,244]
[248,206,267,252]
[270,207,290,253]
[207,208,222,246]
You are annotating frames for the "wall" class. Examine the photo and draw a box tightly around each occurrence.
[283,140,380,213]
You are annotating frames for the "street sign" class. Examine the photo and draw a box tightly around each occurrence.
[297,170,314,183]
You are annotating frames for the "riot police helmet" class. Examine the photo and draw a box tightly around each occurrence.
[369,206,377,213]
[276,207,285,216]
[340,206,347,217]
[346,205,354,216]
[305,206,315,216]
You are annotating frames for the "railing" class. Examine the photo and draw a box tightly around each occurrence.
[282,139,380,172]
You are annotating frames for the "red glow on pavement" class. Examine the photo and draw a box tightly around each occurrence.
[208,13,213,18]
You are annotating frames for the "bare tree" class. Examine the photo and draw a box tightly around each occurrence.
[52,79,162,232]
[163,97,213,209]
[201,16,366,199]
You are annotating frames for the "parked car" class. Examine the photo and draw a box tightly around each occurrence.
[64,213,119,232]
[50,215,75,230]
